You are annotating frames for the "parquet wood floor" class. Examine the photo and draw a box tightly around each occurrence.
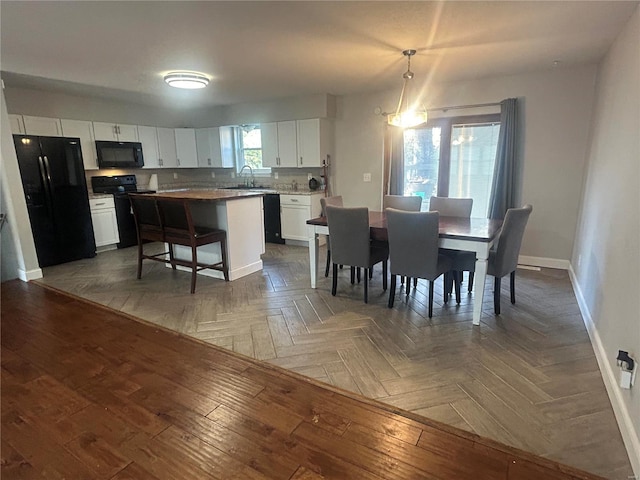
[30,243,632,479]
[1,280,607,480]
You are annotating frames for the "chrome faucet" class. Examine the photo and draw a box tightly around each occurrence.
[239,164,255,187]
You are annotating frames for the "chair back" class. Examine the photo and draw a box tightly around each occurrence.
[129,194,163,242]
[156,199,194,239]
[383,195,422,212]
[386,208,441,280]
[325,206,370,267]
[429,197,473,217]
[320,195,343,216]
[490,204,533,277]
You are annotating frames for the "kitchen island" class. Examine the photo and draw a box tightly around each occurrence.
[141,189,265,281]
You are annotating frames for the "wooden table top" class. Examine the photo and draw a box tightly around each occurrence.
[308,211,503,242]
[136,189,265,202]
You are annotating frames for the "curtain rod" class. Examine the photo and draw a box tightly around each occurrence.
[428,101,501,112]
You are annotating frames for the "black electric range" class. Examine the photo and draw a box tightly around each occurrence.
[91,175,155,248]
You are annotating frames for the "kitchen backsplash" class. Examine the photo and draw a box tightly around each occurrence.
[86,167,327,193]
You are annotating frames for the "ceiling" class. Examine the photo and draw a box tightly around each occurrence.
[1,1,637,109]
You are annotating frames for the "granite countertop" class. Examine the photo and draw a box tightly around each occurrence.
[143,189,266,201]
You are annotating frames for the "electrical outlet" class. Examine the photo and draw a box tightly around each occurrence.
[231,172,235,178]
[274,172,279,179]
[173,172,178,179]
[363,173,372,183]
[308,173,312,180]
[211,172,215,178]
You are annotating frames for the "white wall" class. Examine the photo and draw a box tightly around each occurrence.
[334,65,598,264]
[0,88,42,281]
[570,6,640,474]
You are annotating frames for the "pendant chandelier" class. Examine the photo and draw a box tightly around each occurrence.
[388,50,428,128]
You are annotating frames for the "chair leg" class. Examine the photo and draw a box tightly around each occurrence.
[363,269,369,304]
[510,271,516,304]
[332,263,338,296]
[168,243,176,270]
[350,266,355,284]
[369,266,373,280]
[325,249,331,277]
[357,267,362,284]
[388,274,396,308]
[220,237,229,281]
[443,272,450,303]
[382,260,388,291]
[494,276,501,315]
[413,277,417,288]
[454,271,462,304]
[190,244,198,294]
[405,278,411,295]
[136,243,143,279]
[428,280,434,318]
[468,272,474,293]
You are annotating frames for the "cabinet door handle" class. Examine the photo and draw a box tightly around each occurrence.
[177,158,180,166]
[94,202,106,206]
[208,158,211,166]
[159,158,163,166]
[300,156,303,165]
[291,199,299,203]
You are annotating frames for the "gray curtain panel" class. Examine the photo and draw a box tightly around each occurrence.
[488,98,520,219]
[387,126,404,196]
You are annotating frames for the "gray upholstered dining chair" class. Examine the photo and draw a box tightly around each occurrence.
[382,194,422,285]
[386,208,452,318]
[320,195,343,277]
[428,196,474,302]
[383,195,422,212]
[325,205,388,303]
[452,204,532,313]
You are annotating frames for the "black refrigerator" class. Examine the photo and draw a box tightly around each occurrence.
[13,135,96,267]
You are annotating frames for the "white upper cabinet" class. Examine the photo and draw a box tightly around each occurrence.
[23,115,63,136]
[262,121,297,167]
[174,128,198,168]
[8,114,25,134]
[137,125,160,169]
[156,127,177,168]
[60,119,98,170]
[93,122,139,142]
[196,126,235,168]
[219,126,235,168]
[296,118,333,167]
[196,127,221,168]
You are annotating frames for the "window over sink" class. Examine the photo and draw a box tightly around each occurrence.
[234,124,270,176]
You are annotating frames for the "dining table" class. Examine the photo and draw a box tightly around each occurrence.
[306,211,504,325]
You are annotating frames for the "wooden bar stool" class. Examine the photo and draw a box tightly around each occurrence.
[156,198,229,294]
[129,194,171,279]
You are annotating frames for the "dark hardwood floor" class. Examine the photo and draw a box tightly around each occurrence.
[13,242,634,479]
[1,279,608,480]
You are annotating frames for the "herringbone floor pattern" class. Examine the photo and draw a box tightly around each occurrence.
[34,243,632,479]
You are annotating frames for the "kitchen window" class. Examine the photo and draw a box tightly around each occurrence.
[235,125,270,175]
[403,114,500,217]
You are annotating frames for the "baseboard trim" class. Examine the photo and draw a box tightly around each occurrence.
[19,267,43,281]
[568,264,640,477]
[518,255,570,270]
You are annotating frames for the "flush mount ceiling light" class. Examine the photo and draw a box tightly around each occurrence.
[164,72,210,89]
[387,50,428,128]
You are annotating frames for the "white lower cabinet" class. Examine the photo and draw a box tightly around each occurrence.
[89,197,119,249]
[280,193,322,242]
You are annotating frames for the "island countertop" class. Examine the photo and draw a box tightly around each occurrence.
[140,189,266,201]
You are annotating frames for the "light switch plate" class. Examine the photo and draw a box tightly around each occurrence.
[363,173,372,182]
[274,172,279,179]
[211,172,215,178]
[173,173,178,179]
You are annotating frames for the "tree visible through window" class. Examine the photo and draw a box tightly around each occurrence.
[403,114,500,217]
[237,125,269,173]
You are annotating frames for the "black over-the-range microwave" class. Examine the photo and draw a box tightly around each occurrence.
[95,141,144,169]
